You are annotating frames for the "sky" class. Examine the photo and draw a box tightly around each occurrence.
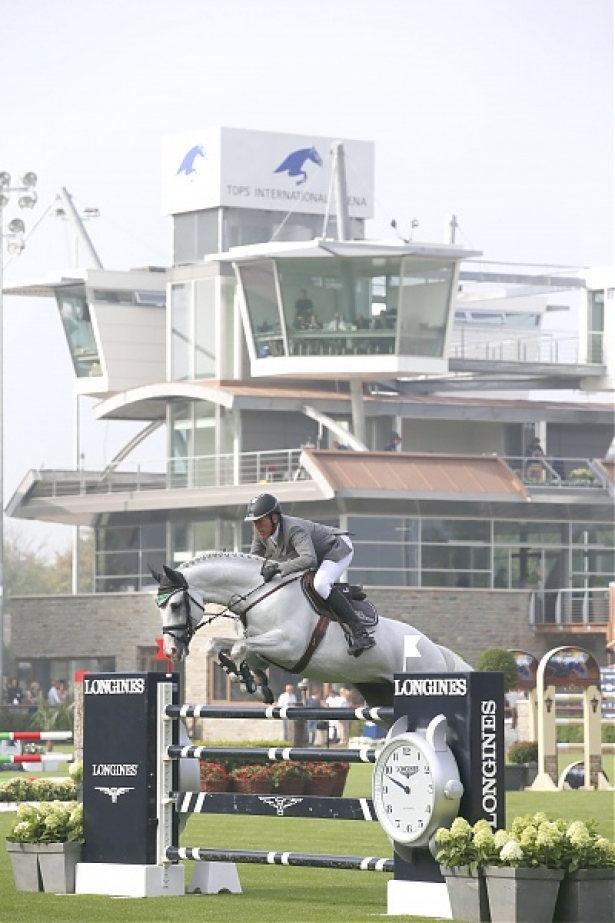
[1,0,613,555]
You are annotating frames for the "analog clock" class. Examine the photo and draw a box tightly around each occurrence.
[372,714,463,851]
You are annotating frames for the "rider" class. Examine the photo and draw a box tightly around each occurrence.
[245,493,375,657]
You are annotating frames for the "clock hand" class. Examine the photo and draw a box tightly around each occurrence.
[389,776,410,794]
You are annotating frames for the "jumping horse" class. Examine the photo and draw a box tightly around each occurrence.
[153,552,472,709]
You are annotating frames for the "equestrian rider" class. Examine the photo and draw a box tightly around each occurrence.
[245,493,375,657]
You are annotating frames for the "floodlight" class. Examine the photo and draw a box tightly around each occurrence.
[18,191,37,209]
[83,207,100,218]
[20,172,37,187]
[7,240,25,255]
[8,218,25,234]
[0,193,9,208]
[0,172,10,188]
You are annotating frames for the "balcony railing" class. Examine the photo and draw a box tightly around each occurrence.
[33,449,306,498]
[449,328,584,364]
[530,588,611,626]
[504,456,608,490]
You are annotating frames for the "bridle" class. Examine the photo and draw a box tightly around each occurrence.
[155,586,208,652]
[155,573,302,655]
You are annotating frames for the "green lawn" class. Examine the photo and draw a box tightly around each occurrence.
[0,762,614,923]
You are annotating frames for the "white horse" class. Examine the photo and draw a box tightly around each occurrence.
[153,552,472,708]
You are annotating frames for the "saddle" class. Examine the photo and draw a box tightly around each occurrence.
[301,572,379,629]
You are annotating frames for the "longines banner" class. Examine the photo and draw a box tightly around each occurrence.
[82,672,178,864]
[161,126,375,218]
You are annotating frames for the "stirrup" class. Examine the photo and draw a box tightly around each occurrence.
[347,632,375,657]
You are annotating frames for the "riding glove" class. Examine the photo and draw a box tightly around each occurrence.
[261,561,281,582]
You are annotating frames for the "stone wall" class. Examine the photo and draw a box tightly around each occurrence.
[7,587,540,743]
[7,586,538,680]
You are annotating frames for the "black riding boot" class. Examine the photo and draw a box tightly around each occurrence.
[327,587,376,657]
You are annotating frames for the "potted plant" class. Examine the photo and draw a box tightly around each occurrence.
[199,761,230,793]
[484,812,614,923]
[229,763,274,794]
[6,800,83,893]
[552,819,615,923]
[0,777,77,804]
[271,761,309,794]
[304,761,338,796]
[506,740,539,791]
[434,817,494,922]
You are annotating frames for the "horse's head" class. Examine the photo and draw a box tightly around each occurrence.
[309,146,323,166]
[152,564,205,661]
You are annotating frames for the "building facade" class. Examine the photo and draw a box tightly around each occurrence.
[4,127,615,702]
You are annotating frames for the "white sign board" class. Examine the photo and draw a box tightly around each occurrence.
[161,127,374,218]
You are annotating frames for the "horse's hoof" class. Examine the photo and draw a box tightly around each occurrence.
[261,688,275,705]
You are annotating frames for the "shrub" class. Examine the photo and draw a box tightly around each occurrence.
[304,761,338,778]
[507,740,538,764]
[0,777,77,803]
[7,800,83,844]
[270,761,310,785]
[229,764,273,782]
[475,647,518,692]
[199,761,230,783]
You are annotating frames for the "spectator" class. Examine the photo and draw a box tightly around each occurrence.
[277,683,297,740]
[294,289,314,328]
[306,685,324,745]
[336,687,354,746]
[47,680,62,707]
[332,440,350,450]
[7,677,23,706]
[524,436,545,479]
[506,689,524,731]
[325,687,346,745]
[384,432,402,451]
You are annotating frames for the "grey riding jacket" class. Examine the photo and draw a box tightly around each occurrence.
[250,515,352,577]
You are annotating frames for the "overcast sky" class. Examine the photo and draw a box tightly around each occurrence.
[1,0,612,554]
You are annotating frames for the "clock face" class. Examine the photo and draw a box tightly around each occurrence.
[373,736,436,844]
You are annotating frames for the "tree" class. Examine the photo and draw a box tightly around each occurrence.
[476,647,518,692]
[4,523,94,597]
[48,531,94,594]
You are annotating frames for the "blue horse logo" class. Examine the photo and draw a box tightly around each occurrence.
[274,146,323,186]
[177,145,206,178]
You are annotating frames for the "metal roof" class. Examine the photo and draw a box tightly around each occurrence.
[300,450,529,501]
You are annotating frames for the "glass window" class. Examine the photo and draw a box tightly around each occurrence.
[195,278,217,378]
[56,287,101,377]
[237,261,286,358]
[422,519,490,543]
[494,521,568,546]
[171,283,191,380]
[348,516,419,543]
[398,259,453,357]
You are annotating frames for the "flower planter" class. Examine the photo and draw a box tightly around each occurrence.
[274,779,306,795]
[440,865,490,922]
[329,764,349,797]
[199,779,229,793]
[504,763,538,791]
[6,841,82,893]
[484,865,564,923]
[231,779,273,794]
[553,868,615,923]
[305,776,336,797]
[6,842,42,892]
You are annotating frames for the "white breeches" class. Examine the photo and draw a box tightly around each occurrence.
[313,537,353,599]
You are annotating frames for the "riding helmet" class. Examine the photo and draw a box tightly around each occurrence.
[245,493,281,521]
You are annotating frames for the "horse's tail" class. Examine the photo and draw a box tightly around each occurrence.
[437,644,473,673]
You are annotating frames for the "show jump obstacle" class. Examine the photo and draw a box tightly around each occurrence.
[75,671,504,918]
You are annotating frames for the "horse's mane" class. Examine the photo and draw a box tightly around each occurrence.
[179,550,262,570]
